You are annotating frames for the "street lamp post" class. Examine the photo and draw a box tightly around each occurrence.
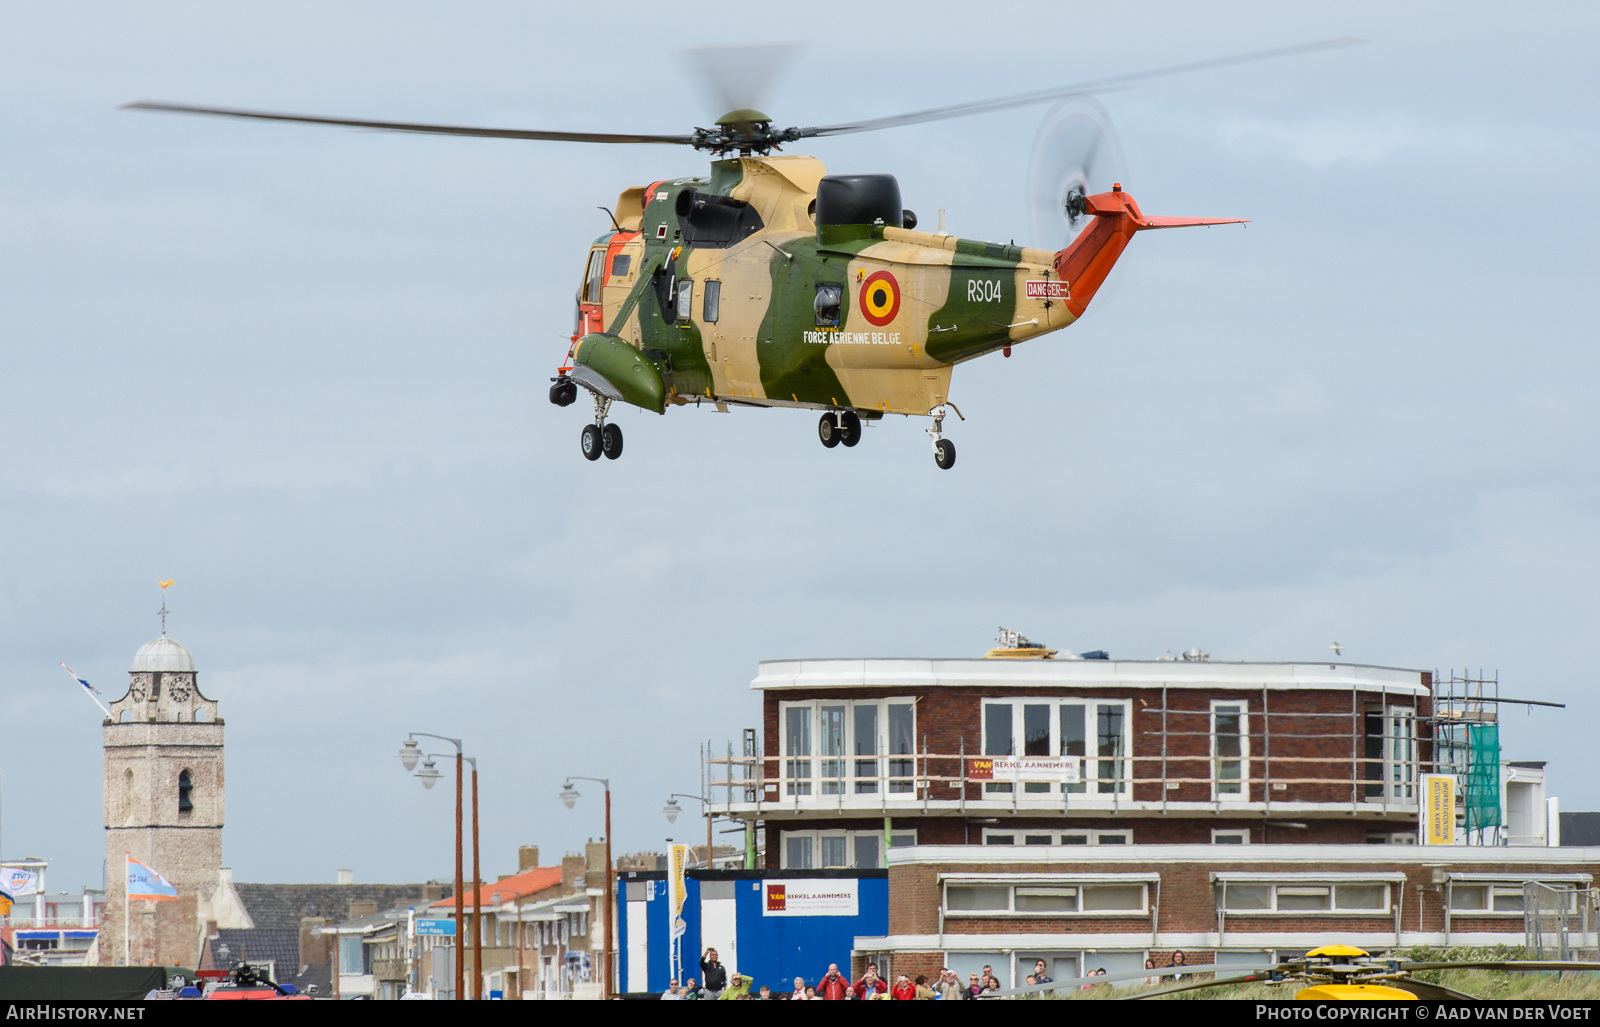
[560,777,613,999]
[400,733,483,1000]
[662,793,714,871]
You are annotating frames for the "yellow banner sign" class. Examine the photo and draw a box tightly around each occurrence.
[1420,774,1456,845]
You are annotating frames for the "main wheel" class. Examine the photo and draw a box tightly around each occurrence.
[602,422,623,460]
[580,423,603,461]
[839,410,862,447]
[818,413,841,448]
[934,438,956,470]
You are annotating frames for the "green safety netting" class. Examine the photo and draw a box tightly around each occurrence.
[1464,723,1501,835]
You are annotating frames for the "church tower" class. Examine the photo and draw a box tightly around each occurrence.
[100,611,223,967]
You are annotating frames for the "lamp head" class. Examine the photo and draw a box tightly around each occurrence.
[560,782,579,809]
[663,798,682,824]
[398,738,421,772]
[417,757,442,790]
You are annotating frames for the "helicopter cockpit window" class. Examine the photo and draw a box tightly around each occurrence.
[583,250,605,304]
[703,280,721,323]
[676,279,694,321]
[814,283,843,328]
[609,254,632,279]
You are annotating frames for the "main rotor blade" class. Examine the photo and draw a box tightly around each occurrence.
[121,102,696,145]
[797,37,1367,139]
[1390,980,1479,1001]
[1401,961,1600,973]
[1120,972,1283,1000]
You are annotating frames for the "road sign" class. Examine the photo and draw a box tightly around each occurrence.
[415,918,456,936]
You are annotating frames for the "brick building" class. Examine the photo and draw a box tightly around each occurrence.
[701,651,1592,986]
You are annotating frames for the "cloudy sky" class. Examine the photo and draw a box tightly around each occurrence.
[3,2,1596,892]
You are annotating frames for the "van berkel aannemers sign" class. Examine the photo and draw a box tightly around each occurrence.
[967,756,1081,783]
[763,879,859,917]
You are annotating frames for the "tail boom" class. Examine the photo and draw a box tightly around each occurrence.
[1053,186,1246,317]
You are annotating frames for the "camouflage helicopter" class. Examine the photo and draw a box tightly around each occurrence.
[126,39,1360,469]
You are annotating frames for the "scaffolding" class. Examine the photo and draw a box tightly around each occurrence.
[1524,882,1599,961]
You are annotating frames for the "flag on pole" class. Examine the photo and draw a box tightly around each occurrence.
[126,857,178,901]
[3,868,41,896]
[60,662,112,717]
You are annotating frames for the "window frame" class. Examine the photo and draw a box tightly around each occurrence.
[702,279,721,323]
[778,698,918,798]
[779,828,915,869]
[1212,828,1251,845]
[582,249,606,304]
[980,697,1130,795]
[941,875,1152,918]
[676,278,694,321]
[1210,700,1250,802]
[980,828,1131,846]
[1218,878,1396,915]
[1447,880,1581,915]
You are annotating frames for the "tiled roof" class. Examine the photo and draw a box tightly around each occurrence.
[429,866,563,909]
[234,884,447,929]
[206,929,332,993]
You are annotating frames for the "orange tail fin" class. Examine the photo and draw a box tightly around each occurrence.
[1054,185,1247,317]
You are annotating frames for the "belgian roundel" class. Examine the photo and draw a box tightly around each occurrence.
[859,270,901,327]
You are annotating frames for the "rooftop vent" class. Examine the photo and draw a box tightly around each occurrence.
[985,627,1057,660]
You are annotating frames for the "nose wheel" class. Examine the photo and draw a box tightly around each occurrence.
[580,394,622,461]
[927,404,961,470]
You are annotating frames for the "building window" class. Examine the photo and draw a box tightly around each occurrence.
[1221,881,1392,913]
[1096,704,1126,794]
[981,828,1130,845]
[981,698,1129,795]
[779,699,916,797]
[1212,702,1247,799]
[1448,883,1561,913]
[178,770,194,815]
[780,829,914,869]
[1213,828,1250,845]
[1364,707,1417,802]
[944,880,1149,916]
[785,706,811,796]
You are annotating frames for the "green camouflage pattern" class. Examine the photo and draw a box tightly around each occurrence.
[569,155,1075,419]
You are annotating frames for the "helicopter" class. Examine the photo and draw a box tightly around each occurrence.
[125,39,1362,469]
[1126,945,1600,1001]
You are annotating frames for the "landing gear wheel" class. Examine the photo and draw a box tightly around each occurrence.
[818,413,841,448]
[839,410,862,448]
[934,438,956,470]
[580,423,603,461]
[601,422,623,460]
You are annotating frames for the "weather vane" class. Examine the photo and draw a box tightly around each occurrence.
[158,579,174,635]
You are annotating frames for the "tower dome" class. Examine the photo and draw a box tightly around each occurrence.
[131,636,195,673]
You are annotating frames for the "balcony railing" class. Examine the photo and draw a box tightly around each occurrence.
[2,919,98,930]
[706,752,1437,814]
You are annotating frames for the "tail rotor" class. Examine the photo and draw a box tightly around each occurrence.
[1025,98,1127,251]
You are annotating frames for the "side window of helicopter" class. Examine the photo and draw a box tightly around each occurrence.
[814,283,842,328]
[583,250,605,304]
[609,254,632,280]
[676,279,694,321]
[703,280,721,323]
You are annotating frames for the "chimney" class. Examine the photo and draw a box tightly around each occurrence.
[561,854,586,894]
[299,917,330,966]
[420,882,442,902]
[348,900,378,919]
[337,869,353,886]
[584,840,607,890]
[519,845,539,871]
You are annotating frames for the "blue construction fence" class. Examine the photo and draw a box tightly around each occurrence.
[616,868,888,995]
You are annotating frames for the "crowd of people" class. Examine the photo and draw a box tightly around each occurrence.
[656,949,1014,1000]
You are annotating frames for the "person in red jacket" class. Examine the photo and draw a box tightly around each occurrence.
[850,964,888,1000]
[818,964,850,1000]
[891,974,917,1000]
